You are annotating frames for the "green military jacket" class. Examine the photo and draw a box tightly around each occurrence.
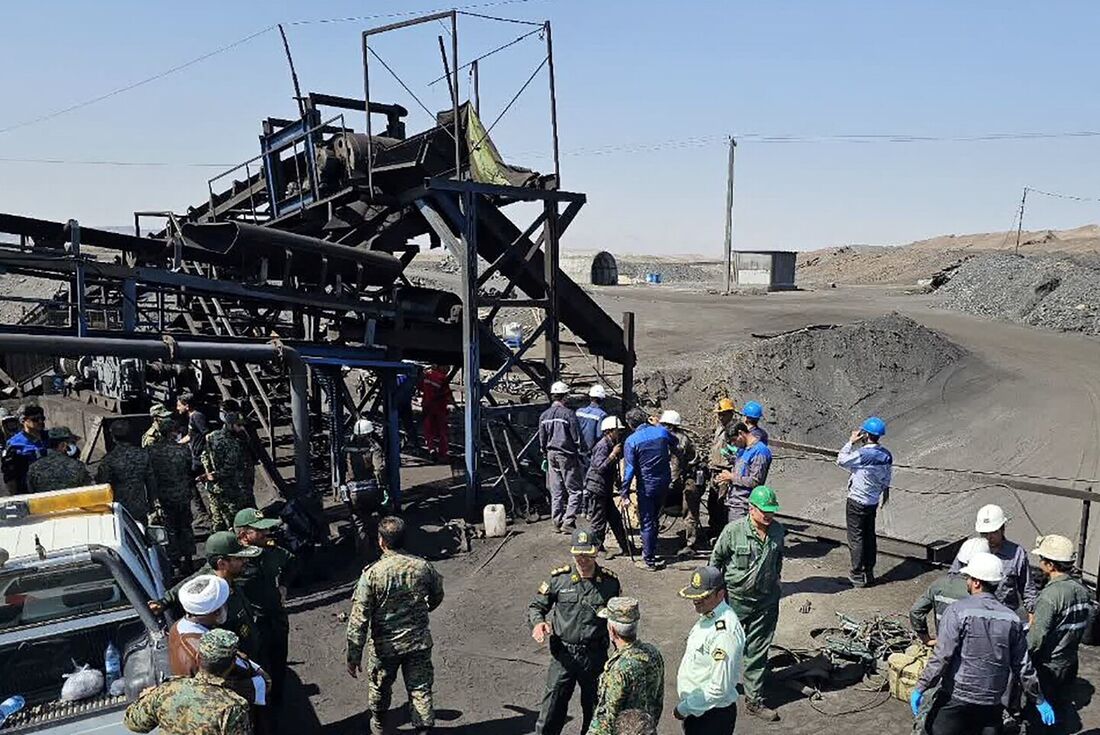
[527,563,620,649]
[588,641,665,735]
[237,542,294,623]
[96,442,156,521]
[202,429,248,494]
[710,515,785,606]
[124,672,252,735]
[346,550,445,663]
[146,436,193,504]
[161,566,261,659]
[26,451,93,494]
[909,572,970,639]
[1027,574,1093,672]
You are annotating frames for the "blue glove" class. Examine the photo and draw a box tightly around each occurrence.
[1036,700,1055,726]
[909,689,923,717]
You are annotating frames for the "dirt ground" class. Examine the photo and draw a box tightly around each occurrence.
[276,472,1100,735]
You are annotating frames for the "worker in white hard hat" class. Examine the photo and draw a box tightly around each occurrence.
[950,504,1038,617]
[342,418,387,556]
[585,415,630,556]
[914,551,1054,734]
[1024,535,1092,733]
[575,385,610,516]
[539,381,585,534]
[910,537,991,644]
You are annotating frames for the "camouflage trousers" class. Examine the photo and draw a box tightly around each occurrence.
[159,497,194,563]
[369,647,434,728]
[205,482,253,532]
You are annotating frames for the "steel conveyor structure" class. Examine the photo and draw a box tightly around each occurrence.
[0,11,634,520]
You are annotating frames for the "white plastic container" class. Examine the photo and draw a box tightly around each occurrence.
[483,504,507,537]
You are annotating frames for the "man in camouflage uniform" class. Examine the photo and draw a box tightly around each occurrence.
[201,401,254,532]
[26,427,92,493]
[96,420,157,522]
[145,413,195,572]
[346,516,444,735]
[234,507,294,704]
[152,532,263,660]
[528,528,621,735]
[589,597,664,735]
[124,629,252,735]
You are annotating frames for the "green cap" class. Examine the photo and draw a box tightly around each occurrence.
[198,629,239,662]
[47,426,78,442]
[597,596,640,624]
[234,507,281,530]
[149,403,173,419]
[569,527,598,555]
[678,565,724,600]
[748,485,780,513]
[205,531,262,559]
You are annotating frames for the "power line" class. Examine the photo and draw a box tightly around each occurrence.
[287,0,549,26]
[0,157,232,168]
[1026,186,1100,203]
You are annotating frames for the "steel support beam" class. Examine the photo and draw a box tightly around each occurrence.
[461,190,481,520]
[777,512,965,565]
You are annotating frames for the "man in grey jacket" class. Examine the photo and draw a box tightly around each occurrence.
[949,504,1038,616]
[912,551,1055,734]
[539,381,584,534]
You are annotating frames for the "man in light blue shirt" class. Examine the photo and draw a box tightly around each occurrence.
[674,565,745,735]
[836,416,893,587]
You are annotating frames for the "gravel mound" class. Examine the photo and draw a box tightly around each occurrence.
[636,314,964,443]
[935,254,1100,336]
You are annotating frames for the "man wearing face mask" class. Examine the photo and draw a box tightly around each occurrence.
[26,426,92,493]
[168,574,270,709]
[201,400,255,531]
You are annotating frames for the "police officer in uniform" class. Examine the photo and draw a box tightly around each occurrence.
[710,485,785,722]
[528,528,621,735]
[1026,534,1093,733]
[674,566,745,734]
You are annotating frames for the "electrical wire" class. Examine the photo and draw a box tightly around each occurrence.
[1026,187,1100,203]
[0,156,232,168]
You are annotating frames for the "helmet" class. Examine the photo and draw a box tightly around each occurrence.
[658,410,681,426]
[588,385,607,399]
[599,416,624,432]
[742,401,764,419]
[974,504,1007,533]
[550,381,570,396]
[861,417,887,436]
[954,537,990,566]
[959,551,1004,583]
[714,398,736,414]
[353,419,375,436]
[748,485,780,513]
[1032,534,1075,563]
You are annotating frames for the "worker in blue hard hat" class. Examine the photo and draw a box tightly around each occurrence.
[740,401,768,445]
[836,417,892,588]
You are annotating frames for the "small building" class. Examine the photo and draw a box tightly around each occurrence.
[733,251,797,291]
[561,251,619,286]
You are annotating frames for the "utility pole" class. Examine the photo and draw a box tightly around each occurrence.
[1015,187,1028,255]
[723,136,737,294]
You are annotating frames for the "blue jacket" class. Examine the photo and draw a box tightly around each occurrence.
[621,424,677,498]
[575,403,607,453]
[3,431,48,493]
[836,441,893,506]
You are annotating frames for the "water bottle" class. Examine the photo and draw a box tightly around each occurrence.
[104,641,121,689]
[0,695,26,727]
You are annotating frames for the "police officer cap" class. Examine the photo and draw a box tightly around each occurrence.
[597,596,640,624]
[569,528,598,556]
[198,629,240,663]
[678,565,724,600]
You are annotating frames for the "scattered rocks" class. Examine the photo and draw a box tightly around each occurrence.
[934,253,1100,336]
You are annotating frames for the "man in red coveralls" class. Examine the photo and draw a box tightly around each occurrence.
[419,364,452,462]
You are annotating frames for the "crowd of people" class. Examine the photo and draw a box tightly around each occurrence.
[1,378,1095,735]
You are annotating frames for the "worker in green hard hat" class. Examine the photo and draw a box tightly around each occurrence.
[709,485,785,723]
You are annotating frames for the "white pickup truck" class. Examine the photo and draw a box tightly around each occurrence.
[0,485,172,734]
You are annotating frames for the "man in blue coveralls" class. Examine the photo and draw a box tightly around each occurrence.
[621,408,677,571]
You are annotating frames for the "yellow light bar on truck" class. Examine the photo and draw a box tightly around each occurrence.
[18,484,114,517]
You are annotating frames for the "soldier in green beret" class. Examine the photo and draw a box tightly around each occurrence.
[528,528,621,735]
[589,597,664,735]
[124,629,252,735]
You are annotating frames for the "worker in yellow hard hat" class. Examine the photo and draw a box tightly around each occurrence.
[703,399,737,544]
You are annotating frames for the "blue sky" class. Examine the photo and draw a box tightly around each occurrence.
[1,1,1098,254]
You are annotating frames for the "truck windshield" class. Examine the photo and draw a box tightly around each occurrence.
[0,561,126,631]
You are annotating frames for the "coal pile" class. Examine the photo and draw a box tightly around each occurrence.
[635,314,964,444]
[935,254,1100,336]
